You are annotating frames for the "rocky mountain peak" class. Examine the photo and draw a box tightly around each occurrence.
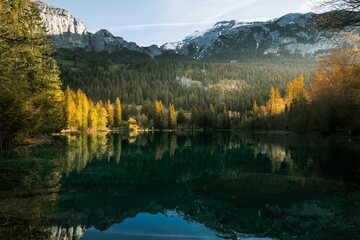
[35,1,87,36]
[160,12,358,59]
[94,29,114,38]
[35,1,358,60]
[35,1,162,57]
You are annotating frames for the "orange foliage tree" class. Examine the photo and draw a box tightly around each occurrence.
[311,46,360,132]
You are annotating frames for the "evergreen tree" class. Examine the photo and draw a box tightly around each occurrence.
[209,104,218,129]
[0,0,64,147]
[190,107,199,128]
[177,108,188,125]
[220,106,231,129]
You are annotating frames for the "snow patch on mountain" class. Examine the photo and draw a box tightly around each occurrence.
[35,0,358,60]
[160,12,358,59]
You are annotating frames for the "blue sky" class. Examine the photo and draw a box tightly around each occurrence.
[41,0,315,46]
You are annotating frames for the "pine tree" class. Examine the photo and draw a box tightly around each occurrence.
[190,107,199,127]
[209,104,218,129]
[221,106,230,129]
[177,108,188,125]
[0,0,64,147]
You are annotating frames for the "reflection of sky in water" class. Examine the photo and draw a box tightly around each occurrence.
[82,211,273,240]
[82,212,221,239]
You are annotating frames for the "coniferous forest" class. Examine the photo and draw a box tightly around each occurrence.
[1,0,360,149]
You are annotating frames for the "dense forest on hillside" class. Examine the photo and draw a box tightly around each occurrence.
[57,49,315,112]
[1,0,359,148]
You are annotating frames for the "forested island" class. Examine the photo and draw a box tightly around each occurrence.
[1,0,360,149]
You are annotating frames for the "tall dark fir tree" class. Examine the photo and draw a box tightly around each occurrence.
[0,0,64,148]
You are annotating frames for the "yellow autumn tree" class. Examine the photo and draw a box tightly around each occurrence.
[107,99,114,127]
[154,100,164,129]
[114,97,122,127]
[311,45,360,132]
[88,100,98,130]
[268,87,284,115]
[96,102,108,130]
[252,100,258,116]
[65,86,77,131]
[285,74,308,109]
[128,117,141,137]
[168,103,177,129]
[285,74,310,131]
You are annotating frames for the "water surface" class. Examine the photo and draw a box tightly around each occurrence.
[0,132,359,239]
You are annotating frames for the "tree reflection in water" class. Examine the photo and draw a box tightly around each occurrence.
[0,132,359,239]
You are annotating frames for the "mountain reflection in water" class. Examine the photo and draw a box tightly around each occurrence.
[0,132,359,240]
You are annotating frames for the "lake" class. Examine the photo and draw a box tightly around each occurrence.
[0,132,359,239]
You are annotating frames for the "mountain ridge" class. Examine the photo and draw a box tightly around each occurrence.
[35,0,358,59]
[161,12,357,59]
[35,1,161,58]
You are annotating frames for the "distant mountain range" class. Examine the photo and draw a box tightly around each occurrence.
[36,0,358,59]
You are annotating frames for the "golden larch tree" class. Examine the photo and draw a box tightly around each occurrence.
[169,103,177,129]
[114,97,122,127]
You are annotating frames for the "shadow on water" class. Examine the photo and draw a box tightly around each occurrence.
[0,132,359,239]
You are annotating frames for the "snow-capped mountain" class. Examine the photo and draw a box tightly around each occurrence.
[161,13,358,59]
[35,1,161,57]
[35,0,357,60]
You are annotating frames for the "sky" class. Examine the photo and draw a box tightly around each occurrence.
[41,0,317,47]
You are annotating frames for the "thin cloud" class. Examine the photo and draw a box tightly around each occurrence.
[91,21,214,33]
[208,0,261,21]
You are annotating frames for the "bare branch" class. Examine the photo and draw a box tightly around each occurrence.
[313,0,360,29]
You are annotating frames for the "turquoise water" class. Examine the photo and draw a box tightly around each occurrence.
[0,133,359,239]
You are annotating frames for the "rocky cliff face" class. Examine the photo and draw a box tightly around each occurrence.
[36,1,86,35]
[34,1,161,57]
